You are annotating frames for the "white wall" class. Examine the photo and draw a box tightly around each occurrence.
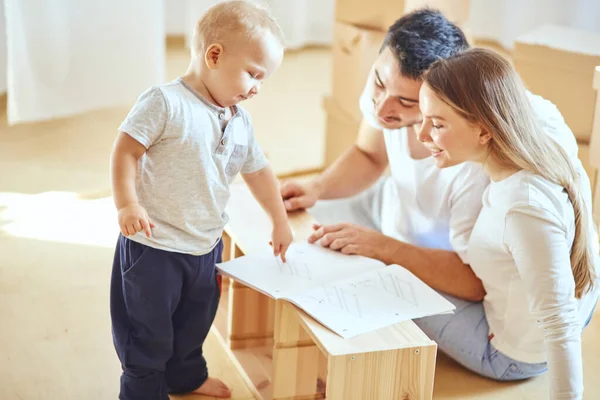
[0,0,7,94]
[185,0,335,50]
[165,0,187,35]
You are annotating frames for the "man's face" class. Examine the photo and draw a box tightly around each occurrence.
[367,47,423,130]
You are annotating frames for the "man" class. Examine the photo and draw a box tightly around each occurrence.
[282,8,489,302]
[283,8,597,383]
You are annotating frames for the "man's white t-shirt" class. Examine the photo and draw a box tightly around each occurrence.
[358,86,490,263]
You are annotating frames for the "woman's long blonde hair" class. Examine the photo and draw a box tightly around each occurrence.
[424,48,595,298]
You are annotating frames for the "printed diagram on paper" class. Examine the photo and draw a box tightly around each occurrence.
[276,255,312,280]
[297,270,420,319]
[288,265,454,338]
[299,285,363,318]
[355,270,419,306]
[217,242,456,338]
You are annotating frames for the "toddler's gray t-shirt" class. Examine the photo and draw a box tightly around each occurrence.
[118,77,268,255]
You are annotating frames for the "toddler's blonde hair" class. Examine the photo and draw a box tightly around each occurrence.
[192,0,285,57]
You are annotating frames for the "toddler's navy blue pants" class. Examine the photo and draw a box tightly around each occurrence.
[110,234,223,400]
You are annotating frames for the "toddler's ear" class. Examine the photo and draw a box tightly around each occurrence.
[205,43,224,69]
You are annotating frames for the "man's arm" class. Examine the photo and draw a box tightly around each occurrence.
[317,119,389,199]
[381,238,485,302]
[281,119,389,210]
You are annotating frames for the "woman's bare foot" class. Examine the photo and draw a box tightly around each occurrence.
[192,377,232,398]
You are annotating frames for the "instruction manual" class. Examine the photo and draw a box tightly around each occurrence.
[216,242,455,338]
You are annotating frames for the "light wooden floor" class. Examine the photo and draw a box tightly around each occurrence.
[0,43,599,400]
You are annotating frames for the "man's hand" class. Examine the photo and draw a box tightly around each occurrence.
[280,180,321,211]
[270,221,294,262]
[308,222,391,260]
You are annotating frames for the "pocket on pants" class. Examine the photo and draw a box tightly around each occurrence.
[122,238,153,276]
[496,358,547,381]
[500,363,523,380]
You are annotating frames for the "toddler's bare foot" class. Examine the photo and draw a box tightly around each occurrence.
[192,377,231,398]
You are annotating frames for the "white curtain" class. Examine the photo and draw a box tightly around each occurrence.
[0,1,7,94]
[468,0,600,50]
[4,0,166,125]
[186,0,335,50]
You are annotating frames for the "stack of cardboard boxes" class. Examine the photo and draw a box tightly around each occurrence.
[514,25,600,219]
[324,0,471,166]
[589,66,600,219]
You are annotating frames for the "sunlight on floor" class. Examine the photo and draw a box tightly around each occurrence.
[0,192,118,247]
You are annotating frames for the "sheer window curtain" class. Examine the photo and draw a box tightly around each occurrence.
[2,0,599,125]
[4,0,165,125]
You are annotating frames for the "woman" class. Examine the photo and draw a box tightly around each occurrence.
[417,48,598,399]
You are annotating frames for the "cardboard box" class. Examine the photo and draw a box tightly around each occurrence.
[462,26,475,47]
[589,67,600,223]
[589,66,600,168]
[578,143,597,189]
[593,181,600,225]
[404,0,470,25]
[335,0,470,31]
[515,25,600,142]
[323,96,361,167]
[332,22,386,122]
[577,143,600,226]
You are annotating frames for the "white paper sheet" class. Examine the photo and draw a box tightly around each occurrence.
[217,243,456,338]
[216,242,384,297]
[288,265,456,338]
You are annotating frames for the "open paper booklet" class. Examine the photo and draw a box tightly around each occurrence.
[217,242,455,338]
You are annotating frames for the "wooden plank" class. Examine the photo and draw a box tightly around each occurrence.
[273,301,321,400]
[214,284,230,341]
[326,344,437,400]
[292,303,435,356]
[222,232,233,262]
[234,244,244,258]
[317,350,328,395]
[274,300,314,347]
[231,346,274,399]
[228,287,276,349]
[229,336,275,351]
[221,233,232,290]
[272,347,321,400]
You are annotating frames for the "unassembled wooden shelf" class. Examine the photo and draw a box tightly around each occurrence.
[213,183,438,399]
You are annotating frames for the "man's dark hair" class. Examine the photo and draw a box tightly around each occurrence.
[381,8,469,80]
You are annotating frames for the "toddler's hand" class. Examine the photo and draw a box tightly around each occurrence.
[118,203,155,238]
[270,222,293,262]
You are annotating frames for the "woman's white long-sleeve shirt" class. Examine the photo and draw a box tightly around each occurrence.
[468,170,598,399]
